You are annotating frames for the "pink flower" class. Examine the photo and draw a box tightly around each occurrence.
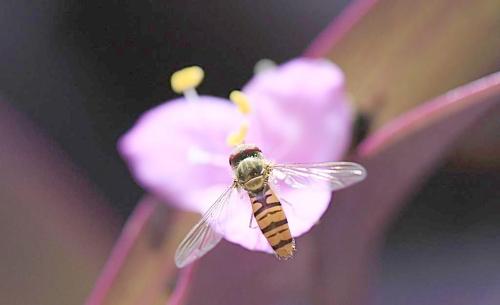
[119,58,352,252]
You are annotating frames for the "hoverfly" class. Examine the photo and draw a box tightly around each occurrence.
[175,143,367,268]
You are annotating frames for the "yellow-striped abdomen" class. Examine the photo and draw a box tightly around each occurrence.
[249,186,295,259]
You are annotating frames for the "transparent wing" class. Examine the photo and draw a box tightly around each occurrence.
[271,161,367,192]
[175,182,236,268]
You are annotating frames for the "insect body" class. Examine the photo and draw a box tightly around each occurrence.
[249,186,295,258]
[174,144,367,268]
[230,145,295,259]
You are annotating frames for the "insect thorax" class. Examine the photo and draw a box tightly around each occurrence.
[229,144,268,193]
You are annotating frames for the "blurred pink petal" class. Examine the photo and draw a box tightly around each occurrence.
[119,58,352,252]
[119,97,241,212]
[245,58,352,163]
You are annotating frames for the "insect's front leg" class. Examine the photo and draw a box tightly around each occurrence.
[248,212,259,229]
[234,179,243,189]
[262,162,274,184]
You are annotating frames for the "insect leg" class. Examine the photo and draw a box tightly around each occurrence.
[248,212,258,229]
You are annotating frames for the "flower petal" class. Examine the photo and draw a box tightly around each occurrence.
[119,96,243,212]
[245,58,353,163]
[279,187,332,237]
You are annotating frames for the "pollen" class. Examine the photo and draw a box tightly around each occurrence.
[226,122,249,147]
[170,66,205,94]
[229,90,252,114]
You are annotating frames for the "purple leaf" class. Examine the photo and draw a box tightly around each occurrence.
[85,196,198,305]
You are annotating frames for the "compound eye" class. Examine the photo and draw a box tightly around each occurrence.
[229,154,239,167]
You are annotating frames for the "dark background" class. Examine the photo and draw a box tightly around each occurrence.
[1,1,499,303]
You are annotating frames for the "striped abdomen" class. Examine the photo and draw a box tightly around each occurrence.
[249,186,295,259]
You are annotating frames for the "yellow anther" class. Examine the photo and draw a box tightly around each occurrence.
[229,90,252,114]
[170,66,205,94]
[226,122,249,147]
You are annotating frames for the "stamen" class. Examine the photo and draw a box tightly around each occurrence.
[183,88,200,102]
[226,90,253,147]
[170,66,204,102]
[226,122,249,147]
[229,90,252,114]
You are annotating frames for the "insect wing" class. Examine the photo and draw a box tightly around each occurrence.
[271,162,367,191]
[175,183,236,268]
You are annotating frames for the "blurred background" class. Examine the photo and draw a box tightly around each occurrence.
[0,1,499,304]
